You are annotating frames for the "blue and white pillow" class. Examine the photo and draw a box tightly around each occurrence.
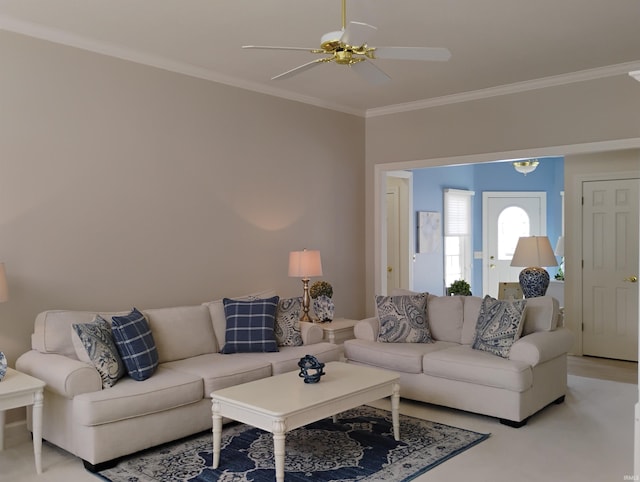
[111,308,159,381]
[472,295,527,358]
[72,316,126,388]
[274,297,304,347]
[221,296,280,354]
[376,293,432,343]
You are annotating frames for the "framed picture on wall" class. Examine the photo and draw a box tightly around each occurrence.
[417,211,441,254]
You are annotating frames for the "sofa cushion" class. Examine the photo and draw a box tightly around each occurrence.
[73,366,203,426]
[472,296,527,358]
[72,316,126,388]
[461,296,483,345]
[162,354,272,398]
[234,343,342,375]
[426,294,464,343]
[204,289,277,352]
[521,296,560,335]
[274,297,303,347]
[375,293,432,343]
[423,345,533,392]
[221,296,280,354]
[344,338,456,374]
[111,308,159,381]
[144,305,216,364]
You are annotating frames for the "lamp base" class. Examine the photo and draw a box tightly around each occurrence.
[299,278,313,322]
[519,267,550,298]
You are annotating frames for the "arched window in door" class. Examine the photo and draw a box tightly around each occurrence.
[498,206,530,260]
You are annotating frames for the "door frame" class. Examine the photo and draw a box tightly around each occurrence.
[570,170,640,356]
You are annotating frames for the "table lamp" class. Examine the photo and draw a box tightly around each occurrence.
[510,236,558,298]
[0,262,10,381]
[288,249,323,322]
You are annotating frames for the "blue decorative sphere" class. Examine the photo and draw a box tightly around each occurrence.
[298,355,325,383]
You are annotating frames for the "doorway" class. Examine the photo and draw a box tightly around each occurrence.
[385,172,413,293]
[482,192,547,298]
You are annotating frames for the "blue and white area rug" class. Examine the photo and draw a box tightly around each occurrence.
[97,405,489,482]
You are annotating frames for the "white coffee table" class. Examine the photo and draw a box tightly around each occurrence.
[0,368,46,474]
[211,361,400,482]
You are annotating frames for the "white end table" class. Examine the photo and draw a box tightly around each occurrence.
[319,318,359,345]
[0,368,45,474]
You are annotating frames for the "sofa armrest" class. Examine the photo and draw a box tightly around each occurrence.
[300,321,323,345]
[353,317,380,342]
[15,350,102,398]
[509,328,575,366]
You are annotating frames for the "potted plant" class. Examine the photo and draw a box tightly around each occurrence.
[447,279,472,296]
[310,281,334,322]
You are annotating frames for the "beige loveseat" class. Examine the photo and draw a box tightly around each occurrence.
[344,294,574,427]
[15,292,341,471]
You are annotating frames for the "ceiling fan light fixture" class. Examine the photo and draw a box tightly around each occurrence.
[513,160,539,175]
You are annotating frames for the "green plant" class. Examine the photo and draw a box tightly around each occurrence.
[309,280,333,299]
[447,279,471,296]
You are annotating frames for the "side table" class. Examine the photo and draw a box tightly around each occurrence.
[320,318,359,345]
[0,367,46,474]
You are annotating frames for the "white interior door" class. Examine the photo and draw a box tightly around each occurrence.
[386,185,401,292]
[385,174,413,293]
[483,192,546,298]
[582,179,639,361]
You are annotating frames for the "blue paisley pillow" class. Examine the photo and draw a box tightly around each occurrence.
[72,315,126,388]
[472,295,527,358]
[274,297,304,347]
[376,293,432,343]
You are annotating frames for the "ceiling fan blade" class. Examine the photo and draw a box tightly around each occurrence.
[372,47,452,62]
[271,59,327,80]
[243,45,316,52]
[351,60,391,85]
[340,21,377,47]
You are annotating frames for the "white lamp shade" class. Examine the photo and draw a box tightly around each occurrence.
[510,236,558,268]
[288,250,323,278]
[554,236,565,257]
[0,263,8,303]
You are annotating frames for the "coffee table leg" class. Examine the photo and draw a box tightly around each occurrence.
[32,389,43,474]
[391,383,400,441]
[211,400,222,469]
[272,419,286,482]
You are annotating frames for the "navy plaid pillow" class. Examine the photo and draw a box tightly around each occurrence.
[111,308,159,381]
[221,296,280,354]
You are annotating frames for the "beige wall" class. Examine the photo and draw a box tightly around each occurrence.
[564,149,640,354]
[365,74,640,315]
[0,31,366,380]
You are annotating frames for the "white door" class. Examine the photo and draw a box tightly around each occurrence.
[483,192,546,298]
[386,185,401,292]
[582,179,639,361]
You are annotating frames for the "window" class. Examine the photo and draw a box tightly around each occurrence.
[497,206,530,260]
[444,189,475,290]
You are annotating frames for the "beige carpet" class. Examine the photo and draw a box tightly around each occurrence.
[1,375,637,482]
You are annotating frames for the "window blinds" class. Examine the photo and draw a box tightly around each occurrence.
[444,189,475,236]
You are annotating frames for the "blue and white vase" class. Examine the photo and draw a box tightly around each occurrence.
[313,295,335,322]
[0,351,7,381]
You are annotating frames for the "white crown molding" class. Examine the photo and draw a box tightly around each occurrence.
[1,14,637,119]
[0,15,365,117]
[366,61,640,118]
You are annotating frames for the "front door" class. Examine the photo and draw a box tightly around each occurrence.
[582,179,639,361]
[483,192,546,298]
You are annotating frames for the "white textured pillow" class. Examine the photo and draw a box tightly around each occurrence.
[521,296,560,335]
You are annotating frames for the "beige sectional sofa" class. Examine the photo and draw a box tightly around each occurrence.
[344,294,574,427]
[15,293,341,471]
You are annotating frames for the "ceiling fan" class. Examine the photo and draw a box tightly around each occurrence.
[242,0,451,85]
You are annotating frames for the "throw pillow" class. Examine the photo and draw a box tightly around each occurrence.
[375,293,432,343]
[221,296,280,354]
[274,297,304,347]
[472,295,527,358]
[72,315,126,388]
[111,308,159,381]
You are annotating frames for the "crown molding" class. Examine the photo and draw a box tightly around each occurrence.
[366,61,640,118]
[0,15,365,117]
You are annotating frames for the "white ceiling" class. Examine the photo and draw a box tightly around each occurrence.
[1,0,639,116]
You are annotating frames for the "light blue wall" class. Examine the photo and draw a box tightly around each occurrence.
[412,157,564,296]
